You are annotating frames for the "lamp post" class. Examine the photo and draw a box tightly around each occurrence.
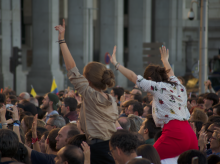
[188,0,208,94]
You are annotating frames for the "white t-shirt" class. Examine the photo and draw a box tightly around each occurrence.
[136,75,190,128]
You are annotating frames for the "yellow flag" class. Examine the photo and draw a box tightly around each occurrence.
[31,86,37,97]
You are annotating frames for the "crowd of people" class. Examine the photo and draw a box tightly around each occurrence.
[1,19,220,164]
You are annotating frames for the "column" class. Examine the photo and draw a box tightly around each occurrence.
[0,1,13,89]
[12,0,27,94]
[100,0,127,88]
[27,0,64,94]
[143,0,152,43]
[127,0,144,86]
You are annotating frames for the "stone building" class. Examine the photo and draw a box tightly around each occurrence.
[0,0,220,94]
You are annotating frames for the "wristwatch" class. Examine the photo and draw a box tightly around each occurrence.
[13,120,21,125]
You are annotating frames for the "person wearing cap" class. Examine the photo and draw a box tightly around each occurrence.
[42,93,59,123]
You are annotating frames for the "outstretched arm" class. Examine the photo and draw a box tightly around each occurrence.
[55,19,76,71]
[160,46,174,77]
[108,46,137,84]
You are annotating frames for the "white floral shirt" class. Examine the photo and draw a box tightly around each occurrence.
[136,75,190,128]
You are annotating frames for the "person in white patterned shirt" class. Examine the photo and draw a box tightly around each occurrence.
[108,45,198,162]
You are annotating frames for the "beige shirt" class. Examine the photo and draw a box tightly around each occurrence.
[67,67,118,141]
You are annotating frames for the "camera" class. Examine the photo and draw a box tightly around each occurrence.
[188,8,194,20]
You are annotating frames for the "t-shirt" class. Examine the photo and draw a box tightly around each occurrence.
[31,150,56,164]
[136,75,190,128]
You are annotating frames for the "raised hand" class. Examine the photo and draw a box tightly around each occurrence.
[159,45,169,61]
[54,19,65,40]
[0,105,7,117]
[32,114,38,139]
[81,141,90,164]
[7,105,19,121]
[108,46,117,66]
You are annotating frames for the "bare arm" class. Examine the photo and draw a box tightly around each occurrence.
[0,105,8,129]
[32,114,41,152]
[108,46,137,84]
[55,19,76,71]
[159,46,174,77]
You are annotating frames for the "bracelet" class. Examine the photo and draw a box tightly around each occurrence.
[2,123,7,126]
[56,39,65,43]
[59,42,66,44]
[31,137,39,144]
[116,63,120,70]
[13,123,20,127]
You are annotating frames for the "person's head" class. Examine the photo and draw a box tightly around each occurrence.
[6,95,17,104]
[128,115,143,132]
[127,158,151,164]
[144,64,175,85]
[142,96,150,104]
[45,128,60,153]
[213,103,220,116]
[39,131,49,154]
[35,95,44,107]
[67,134,87,150]
[142,104,152,117]
[13,142,30,164]
[137,144,161,164]
[54,145,84,164]
[130,88,142,95]
[45,114,66,131]
[178,150,207,164]
[124,90,131,101]
[109,130,139,164]
[0,93,6,105]
[55,123,80,150]
[0,129,19,158]
[111,87,124,102]
[21,115,34,134]
[118,117,131,131]
[23,102,38,115]
[83,62,115,90]
[207,155,220,164]
[130,93,142,103]
[138,115,161,140]
[210,130,220,152]
[204,93,219,109]
[189,109,208,123]
[61,97,77,116]
[122,100,137,116]
[18,92,30,101]
[29,97,39,107]
[42,93,59,111]
[146,92,153,102]
[127,102,143,116]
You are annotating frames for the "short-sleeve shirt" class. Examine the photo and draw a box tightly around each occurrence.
[67,67,118,141]
[136,75,190,128]
[31,150,56,164]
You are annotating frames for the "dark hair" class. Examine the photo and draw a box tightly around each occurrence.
[48,128,60,151]
[37,127,48,136]
[177,76,185,85]
[64,97,78,111]
[127,158,151,164]
[137,144,161,164]
[142,96,150,104]
[110,130,138,155]
[207,155,220,164]
[43,131,49,140]
[66,123,80,139]
[13,143,30,164]
[194,121,204,138]
[68,134,87,151]
[112,87,124,101]
[35,95,44,107]
[208,115,220,123]
[178,150,207,164]
[143,64,177,86]
[83,62,115,90]
[132,102,143,116]
[77,103,81,109]
[122,100,137,108]
[197,97,204,104]
[61,145,84,164]
[154,130,162,142]
[22,115,34,133]
[0,93,6,103]
[144,114,161,138]
[144,104,152,115]
[213,103,220,115]
[133,93,142,103]
[204,122,212,132]
[0,129,19,158]
[118,117,131,131]
[206,93,219,106]
[25,129,42,149]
